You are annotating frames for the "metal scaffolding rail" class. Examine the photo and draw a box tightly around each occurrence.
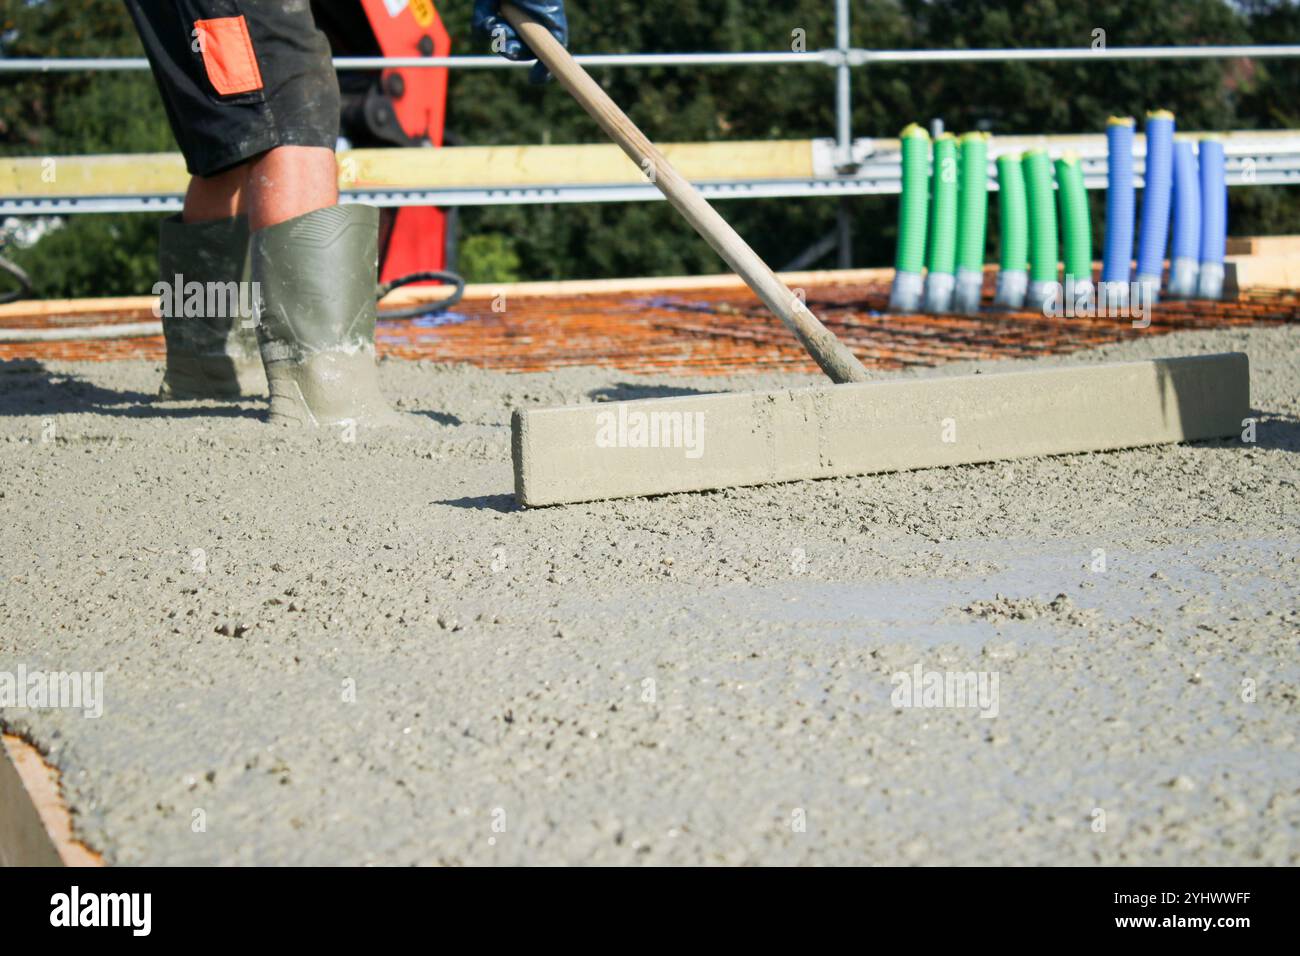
[3,5,1299,266]
[3,43,1299,72]
[3,3,1299,172]
[4,131,1298,216]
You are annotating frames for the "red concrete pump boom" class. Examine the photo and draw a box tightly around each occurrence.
[312,0,453,286]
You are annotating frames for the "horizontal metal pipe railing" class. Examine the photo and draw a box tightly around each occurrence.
[3,42,1300,219]
[849,44,1300,65]
[2,44,1300,73]
[0,52,830,72]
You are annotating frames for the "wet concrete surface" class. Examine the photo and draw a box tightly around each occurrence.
[0,325,1297,864]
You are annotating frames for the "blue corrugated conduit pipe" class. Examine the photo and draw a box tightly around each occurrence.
[1101,117,1135,309]
[1136,110,1175,304]
[1167,138,1202,298]
[1197,138,1228,300]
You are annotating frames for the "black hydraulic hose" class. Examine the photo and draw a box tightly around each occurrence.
[376,270,465,320]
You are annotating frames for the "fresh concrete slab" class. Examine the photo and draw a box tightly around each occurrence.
[513,353,1251,506]
[1,328,1296,866]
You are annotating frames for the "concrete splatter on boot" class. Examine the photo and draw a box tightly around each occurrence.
[252,204,397,428]
[157,215,266,399]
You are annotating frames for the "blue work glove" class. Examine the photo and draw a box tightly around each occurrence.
[472,0,569,85]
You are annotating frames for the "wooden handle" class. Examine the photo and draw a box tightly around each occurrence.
[501,4,869,384]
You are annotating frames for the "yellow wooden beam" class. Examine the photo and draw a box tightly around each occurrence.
[1226,235,1300,256]
[5,131,1296,198]
[0,140,814,198]
[344,140,812,188]
[0,153,188,199]
[1225,253,1300,291]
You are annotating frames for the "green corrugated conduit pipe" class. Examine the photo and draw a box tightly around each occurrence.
[923,133,959,313]
[953,132,990,314]
[889,123,931,312]
[1055,152,1093,308]
[1021,149,1059,312]
[994,154,1029,308]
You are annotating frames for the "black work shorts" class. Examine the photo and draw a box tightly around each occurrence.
[123,0,340,177]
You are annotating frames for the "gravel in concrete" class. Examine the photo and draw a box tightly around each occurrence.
[0,325,1297,865]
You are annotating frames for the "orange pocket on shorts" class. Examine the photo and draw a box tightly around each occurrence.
[194,15,264,96]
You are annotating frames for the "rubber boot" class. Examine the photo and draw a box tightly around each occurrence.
[157,215,266,399]
[252,204,396,427]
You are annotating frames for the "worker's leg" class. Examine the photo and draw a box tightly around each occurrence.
[125,0,393,424]
[249,148,395,427]
[180,140,340,233]
[149,160,263,399]
[182,164,249,224]
[154,157,263,399]
[122,0,272,399]
[154,210,264,399]
[245,146,337,232]
[180,143,338,234]
[219,27,392,426]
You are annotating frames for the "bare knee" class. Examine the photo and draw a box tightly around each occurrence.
[246,146,340,231]
[182,164,250,223]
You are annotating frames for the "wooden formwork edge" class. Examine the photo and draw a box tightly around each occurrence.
[0,734,103,867]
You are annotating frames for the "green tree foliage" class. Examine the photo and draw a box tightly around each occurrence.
[1229,0,1300,234]
[1,0,1297,297]
[458,232,522,283]
[1,0,169,297]
[0,0,172,153]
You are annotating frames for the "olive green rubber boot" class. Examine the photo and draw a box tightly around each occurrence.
[252,204,396,427]
[156,214,267,399]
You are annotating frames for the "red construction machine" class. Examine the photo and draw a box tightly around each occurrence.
[312,0,454,287]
